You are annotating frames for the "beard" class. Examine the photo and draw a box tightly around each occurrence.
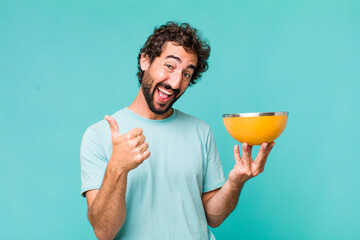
[141,70,181,115]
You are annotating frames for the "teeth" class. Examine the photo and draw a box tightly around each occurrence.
[158,87,173,95]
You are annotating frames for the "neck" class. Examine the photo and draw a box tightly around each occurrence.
[128,88,173,120]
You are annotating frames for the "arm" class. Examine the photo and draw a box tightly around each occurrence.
[202,142,275,228]
[86,116,150,240]
[86,162,128,240]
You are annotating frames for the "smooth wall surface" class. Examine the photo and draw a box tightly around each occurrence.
[1,0,359,239]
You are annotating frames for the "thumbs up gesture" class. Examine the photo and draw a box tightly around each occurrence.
[104,115,151,172]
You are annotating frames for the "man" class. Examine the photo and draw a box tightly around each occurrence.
[80,22,275,240]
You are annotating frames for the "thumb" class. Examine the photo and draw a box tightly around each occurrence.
[104,115,120,135]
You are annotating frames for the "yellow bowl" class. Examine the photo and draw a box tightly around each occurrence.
[223,112,289,145]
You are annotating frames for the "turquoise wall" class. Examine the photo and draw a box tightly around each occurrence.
[1,0,359,239]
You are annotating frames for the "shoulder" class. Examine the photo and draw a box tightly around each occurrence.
[175,110,209,125]
[84,117,109,141]
[174,109,212,134]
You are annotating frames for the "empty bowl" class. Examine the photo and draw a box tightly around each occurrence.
[223,112,289,145]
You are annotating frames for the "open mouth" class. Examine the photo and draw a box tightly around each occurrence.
[157,86,174,102]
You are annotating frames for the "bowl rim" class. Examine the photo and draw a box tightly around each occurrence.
[223,111,289,118]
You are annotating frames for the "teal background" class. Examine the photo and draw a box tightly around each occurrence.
[1,0,359,239]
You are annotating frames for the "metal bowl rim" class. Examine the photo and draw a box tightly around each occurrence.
[223,112,289,118]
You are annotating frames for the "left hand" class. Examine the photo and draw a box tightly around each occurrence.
[228,142,275,189]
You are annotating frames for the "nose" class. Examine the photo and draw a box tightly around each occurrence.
[167,70,182,90]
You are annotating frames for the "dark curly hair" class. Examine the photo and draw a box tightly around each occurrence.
[137,21,211,86]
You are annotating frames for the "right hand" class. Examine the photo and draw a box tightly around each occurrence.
[105,115,150,172]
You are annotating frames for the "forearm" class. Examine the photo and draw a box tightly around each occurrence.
[203,180,244,228]
[88,160,128,240]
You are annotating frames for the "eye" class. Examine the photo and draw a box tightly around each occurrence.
[183,72,192,81]
[165,63,174,70]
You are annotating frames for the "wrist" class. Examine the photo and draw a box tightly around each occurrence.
[227,179,245,192]
[107,159,130,176]
[108,153,132,173]
[228,170,249,190]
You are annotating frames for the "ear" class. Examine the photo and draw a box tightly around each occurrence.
[140,53,150,71]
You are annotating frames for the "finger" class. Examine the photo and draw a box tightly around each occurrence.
[241,143,252,168]
[127,127,143,139]
[130,134,146,147]
[254,142,268,166]
[260,142,275,172]
[260,154,269,173]
[138,142,149,154]
[136,134,146,146]
[233,145,242,163]
[266,142,275,156]
[263,142,275,164]
[142,149,151,160]
[104,115,120,135]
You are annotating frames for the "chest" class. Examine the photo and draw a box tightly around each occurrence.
[126,127,207,194]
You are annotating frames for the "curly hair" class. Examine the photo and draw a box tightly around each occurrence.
[137,21,211,86]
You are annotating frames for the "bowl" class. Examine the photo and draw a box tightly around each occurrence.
[223,112,289,145]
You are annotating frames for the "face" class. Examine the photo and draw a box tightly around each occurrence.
[140,42,198,115]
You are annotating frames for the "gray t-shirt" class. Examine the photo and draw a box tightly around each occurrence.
[80,107,226,239]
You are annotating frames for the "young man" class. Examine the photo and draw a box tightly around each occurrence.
[80,22,274,240]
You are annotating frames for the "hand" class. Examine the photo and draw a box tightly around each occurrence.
[228,142,275,189]
[104,115,151,172]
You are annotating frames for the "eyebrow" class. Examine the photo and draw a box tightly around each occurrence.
[165,55,196,70]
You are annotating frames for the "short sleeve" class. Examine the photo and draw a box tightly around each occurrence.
[203,129,226,193]
[80,127,108,197]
